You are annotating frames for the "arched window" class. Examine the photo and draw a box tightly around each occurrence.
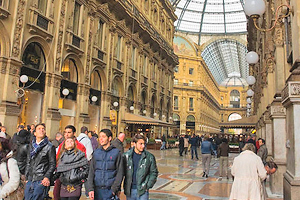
[112,78,120,97]
[90,70,102,91]
[62,59,78,83]
[230,90,240,108]
[228,113,242,122]
[173,113,180,126]
[22,42,46,71]
[187,115,195,122]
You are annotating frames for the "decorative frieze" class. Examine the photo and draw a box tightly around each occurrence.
[282,82,300,103]
[270,106,286,116]
[12,0,26,58]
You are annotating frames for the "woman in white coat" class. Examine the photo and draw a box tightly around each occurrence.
[0,138,21,200]
[229,143,267,200]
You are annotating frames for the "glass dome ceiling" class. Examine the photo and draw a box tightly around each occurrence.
[170,0,247,34]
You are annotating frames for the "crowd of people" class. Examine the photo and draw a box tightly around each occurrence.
[175,132,277,200]
[0,123,158,200]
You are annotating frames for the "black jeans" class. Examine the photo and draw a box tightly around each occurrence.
[61,197,80,200]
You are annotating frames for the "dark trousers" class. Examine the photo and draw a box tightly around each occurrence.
[53,179,61,200]
[24,180,47,200]
[191,146,198,159]
[184,147,188,155]
[179,147,184,156]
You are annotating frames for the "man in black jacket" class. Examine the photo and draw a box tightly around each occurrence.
[24,123,56,200]
[179,134,184,156]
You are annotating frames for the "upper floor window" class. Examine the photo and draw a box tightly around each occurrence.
[62,58,78,83]
[143,55,147,75]
[189,68,194,75]
[38,0,48,15]
[230,90,240,108]
[116,35,122,60]
[174,96,178,110]
[189,81,193,86]
[189,98,194,111]
[97,20,104,49]
[152,63,157,80]
[131,46,136,70]
[174,79,178,85]
[90,70,102,91]
[22,42,46,71]
[73,2,81,35]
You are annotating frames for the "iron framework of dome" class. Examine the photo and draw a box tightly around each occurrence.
[170,0,247,34]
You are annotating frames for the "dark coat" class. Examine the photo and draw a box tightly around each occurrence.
[123,148,158,197]
[217,142,230,157]
[111,138,124,154]
[179,137,184,148]
[87,145,123,194]
[25,141,56,182]
[56,150,89,186]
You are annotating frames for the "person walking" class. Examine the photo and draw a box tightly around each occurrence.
[88,131,99,151]
[87,129,123,200]
[201,136,214,178]
[55,137,89,200]
[52,132,64,148]
[229,143,267,200]
[178,134,184,156]
[0,138,22,199]
[24,123,56,200]
[77,126,93,161]
[183,135,189,155]
[189,134,199,160]
[123,134,158,200]
[160,134,166,150]
[257,138,268,164]
[111,132,126,154]
[217,138,230,179]
[54,125,87,200]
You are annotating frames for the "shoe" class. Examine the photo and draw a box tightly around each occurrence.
[202,172,206,177]
[205,174,208,178]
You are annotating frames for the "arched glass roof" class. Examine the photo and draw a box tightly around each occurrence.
[201,39,249,85]
[170,0,247,34]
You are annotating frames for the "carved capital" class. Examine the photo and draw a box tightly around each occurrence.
[270,105,286,117]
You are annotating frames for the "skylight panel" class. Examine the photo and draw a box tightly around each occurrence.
[226,22,247,32]
[179,20,201,32]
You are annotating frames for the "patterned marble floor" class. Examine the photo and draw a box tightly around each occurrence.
[52,148,283,200]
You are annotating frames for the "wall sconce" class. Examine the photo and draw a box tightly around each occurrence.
[246,98,252,104]
[130,106,134,111]
[246,76,256,86]
[162,115,165,118]
[246,51,259,64]
[153,113,157,117]
[143,110,147,114]
[91,96,98,103]
[169,117,172,120]
[247,104,251,109]
[247,89,254,97]
[244,0,292,32]
[16,75,29,98]
[113,101,119,107]
[62,88,70,97]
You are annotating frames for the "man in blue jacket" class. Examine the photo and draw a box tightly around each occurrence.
[201,135,214,178]
[87,129,123,200]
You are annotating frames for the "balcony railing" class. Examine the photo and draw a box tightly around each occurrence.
[189,108,194,111]
[152,82,157,89]
[0,0,9,18]
[174,106,178,110]
[143,76,148,84]
[131,69,136,78]
[98,50,104,60]
[72,35,81,48]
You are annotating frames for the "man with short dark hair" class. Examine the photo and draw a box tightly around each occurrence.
[123,134,158,200]
[24,123,56,200]
[77,126,93,161]
[88,129,123,200]
[257,138,268,164]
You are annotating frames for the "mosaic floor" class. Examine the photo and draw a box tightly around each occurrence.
[51,148,283,200]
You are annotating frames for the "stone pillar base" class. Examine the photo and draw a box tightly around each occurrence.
[270,162,286,194]
[46,108,61,139]
[283,172,300,200]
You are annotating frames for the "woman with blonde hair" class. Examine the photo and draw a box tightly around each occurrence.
[55,137,89,200]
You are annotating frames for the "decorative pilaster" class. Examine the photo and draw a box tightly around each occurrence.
[282,78,300,199]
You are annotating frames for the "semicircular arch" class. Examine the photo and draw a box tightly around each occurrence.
[90,66,107,91]
[63,53,84,83]
[0,22,10,57]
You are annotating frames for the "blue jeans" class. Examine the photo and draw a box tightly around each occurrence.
[95,188,114,200]
[191,146,198,159]
[160,142,166,150]
[126,189,149,200]
[24,180,47,200]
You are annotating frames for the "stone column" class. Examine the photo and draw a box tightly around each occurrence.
[269,100,286,195]
[0,58,22,135]
[264,109,273,158]
[44,73,62,139]
[76,83,90,133]
[281,76,300,199]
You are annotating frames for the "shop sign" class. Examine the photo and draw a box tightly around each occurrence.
[60,79,78,101]
[19,67,45,92]
[110,110,117,125]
